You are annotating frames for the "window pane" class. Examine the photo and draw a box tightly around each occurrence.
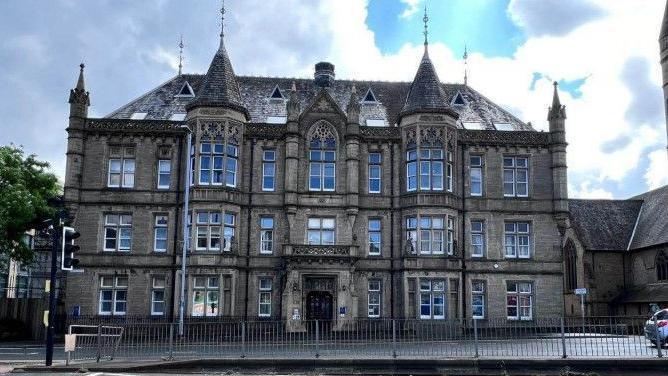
[368,219,381,231]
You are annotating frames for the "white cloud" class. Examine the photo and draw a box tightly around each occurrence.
[645,148,668,189]
[569,181,614,199]
[508,0,606,37]
[399,0,421,19]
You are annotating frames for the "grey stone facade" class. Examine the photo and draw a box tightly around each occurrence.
[63,19,569,325]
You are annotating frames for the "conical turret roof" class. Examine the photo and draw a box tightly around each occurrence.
[185,41,248,118]
[400,49,455,118]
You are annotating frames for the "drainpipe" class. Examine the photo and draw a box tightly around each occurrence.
[243,138,256,319]
[169,127,185,321]
[460,144,467,320]
[390,143,395,318]
[178,126,193,336]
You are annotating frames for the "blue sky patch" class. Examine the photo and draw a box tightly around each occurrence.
[367,0,526,58]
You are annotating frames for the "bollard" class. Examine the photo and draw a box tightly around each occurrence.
[560,317,567,359]
[392,320,397,358]
[473,319,479,358]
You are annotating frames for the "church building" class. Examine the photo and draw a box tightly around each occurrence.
[62,6,569,325]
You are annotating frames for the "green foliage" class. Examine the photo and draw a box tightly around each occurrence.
[0,145,61,266]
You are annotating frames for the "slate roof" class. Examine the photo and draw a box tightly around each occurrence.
[106,74,531,130]
[612,283,668,304]
[185,43,248,117]
[568,199,643,251]
[400,50,455,118]
[661,1,668,39]
[629,185,668,250]
[569,184,668,252]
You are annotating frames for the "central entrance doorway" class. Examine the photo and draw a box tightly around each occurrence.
[305,291,333,321]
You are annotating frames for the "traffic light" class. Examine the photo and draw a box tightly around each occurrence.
[61,226,80,271]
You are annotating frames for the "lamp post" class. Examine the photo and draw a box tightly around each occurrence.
[179,125,192,336]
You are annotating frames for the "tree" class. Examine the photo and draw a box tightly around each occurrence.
[0,145,60,266]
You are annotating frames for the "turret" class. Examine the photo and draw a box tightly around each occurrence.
[548,82,569,222]
[64,63,89,206]
[659,0,668,153]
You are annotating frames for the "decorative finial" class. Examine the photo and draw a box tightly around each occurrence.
[548,81,566,121]
[423,4,429,48]
[178,35,184,76]
[218,0,226,51]
[463,44,468,85]
[76,62,86,91]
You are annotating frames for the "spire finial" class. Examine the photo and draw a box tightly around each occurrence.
[423,4,429,49]
[463,44,468,85]
[178,35,184,76]
[552,81,561,107]
[76,62,85,91]
[548,80,566,121]
[218,0,226,51]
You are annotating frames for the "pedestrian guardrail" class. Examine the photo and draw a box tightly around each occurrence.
[63,316,665,364]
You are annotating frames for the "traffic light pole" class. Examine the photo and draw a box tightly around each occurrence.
[45,224,59,366]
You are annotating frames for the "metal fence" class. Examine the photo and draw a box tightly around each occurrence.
[65,316,666,364]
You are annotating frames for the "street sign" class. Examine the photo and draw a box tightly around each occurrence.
[574,288,587,295]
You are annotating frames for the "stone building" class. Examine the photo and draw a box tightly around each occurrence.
[62,8,568,324]
[561,3,668,318]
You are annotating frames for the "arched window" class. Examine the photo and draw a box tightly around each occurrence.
[657,251,668,281]
[308,123,336,191]
[564,241,577,291]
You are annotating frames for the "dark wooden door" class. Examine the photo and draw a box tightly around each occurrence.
[305,291,333,321]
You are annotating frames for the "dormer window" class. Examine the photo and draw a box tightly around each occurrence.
[176,81,195,97]
[130,112,147,120]
[462,122,483,130]
[362,88,378,103]
[266,116,287,124]
[494,123,513,131]
[365,119,386,127]
[451,92,466,106]
[269,85,285,100]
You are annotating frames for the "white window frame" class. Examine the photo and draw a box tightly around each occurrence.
[368,280,381,318]
[406,216,446,255]
[154,214,168,252]
[107,147,135,188]
[471,281,485,319]
[418,148,444,191]
[470,220,485,258]
[260,217,274,254]
[504,222,531,259]
[157,159,171,189]
[191,276,220,317]
[223,213,236,252]
[446,151,453,192]
[195,211,222,252]
[406,149,417,192]
[199,141,238,188]
[419,279,446,320]
[151,276,166,316]
[503,156,529,197]
[308,142,336,192]
[307,217,335,245]
[368,152,381,194]
[470,155,483,196]
[104,214,132,252]
[447,216,455,255]
[507,282,533,321]
[258,278,272,317]
[98,276,128,316]
[368,218,381,256]
[262,150,276,191]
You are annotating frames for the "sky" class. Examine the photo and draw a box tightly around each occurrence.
[0,0,667,199]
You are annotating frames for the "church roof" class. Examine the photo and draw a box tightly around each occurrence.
[628,184,668,250]
[569,199,643,251]
[569,184,668,252]
[400,50,455,118]
[106,73,531,130]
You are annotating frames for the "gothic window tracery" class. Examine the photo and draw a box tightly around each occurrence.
[564,240,577,291]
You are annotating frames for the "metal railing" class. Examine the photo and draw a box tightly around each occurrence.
[64,316,666,364]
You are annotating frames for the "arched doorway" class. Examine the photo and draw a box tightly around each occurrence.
[306,291,333,321]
